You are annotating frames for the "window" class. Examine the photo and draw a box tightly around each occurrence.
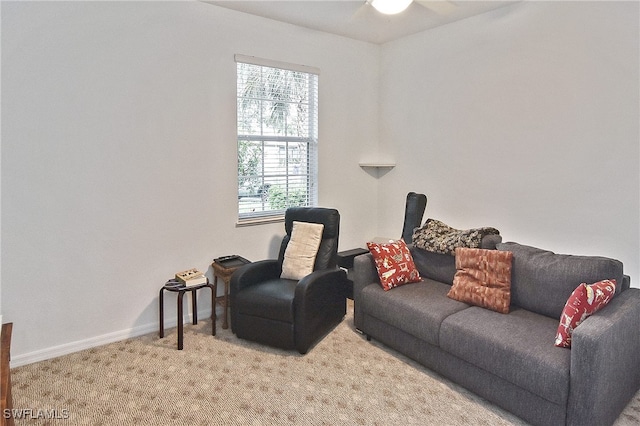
[235,55,319,223]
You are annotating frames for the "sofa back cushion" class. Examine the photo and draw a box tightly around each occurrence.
[410,235,503,286]
[496,242,624,319]
[411,248,457,284]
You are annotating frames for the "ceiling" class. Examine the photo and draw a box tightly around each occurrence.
[205,1,518,45]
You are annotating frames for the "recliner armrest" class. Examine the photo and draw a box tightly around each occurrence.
[230,259,281,333]
[295,268,348,302]
[567,288,640,426]
[230,259,281,293]
[294,268,348,353]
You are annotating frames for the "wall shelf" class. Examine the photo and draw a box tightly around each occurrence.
[358,162,396,169]
[359,162,395,178]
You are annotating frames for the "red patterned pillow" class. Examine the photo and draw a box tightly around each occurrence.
[367,240,421,291]
[448,247,513,314]
[554,279,616,348]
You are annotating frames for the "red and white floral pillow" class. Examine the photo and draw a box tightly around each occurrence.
[367,240,421,291]
[554,279,616,348]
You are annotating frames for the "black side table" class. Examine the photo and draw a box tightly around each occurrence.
[159,279,216,350]
[337,248,369,299]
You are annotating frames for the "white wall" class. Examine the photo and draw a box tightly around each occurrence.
[1,1,380,365]
[378,1,639,284]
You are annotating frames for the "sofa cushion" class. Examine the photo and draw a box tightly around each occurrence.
[554,279,616,348]
[440,306,571,405]
[448,247,513,314]
[367,240,421,291]
[496,242,624,320]
[409,235,504,286]
[410,247,457,285]
[360,278,470,346]
[412,218,500,256]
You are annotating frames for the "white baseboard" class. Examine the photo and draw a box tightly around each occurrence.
[11,308,213,367]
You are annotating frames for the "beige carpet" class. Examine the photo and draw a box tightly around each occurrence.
[10,302,640,425]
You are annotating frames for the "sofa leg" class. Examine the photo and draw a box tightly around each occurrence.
[366,334,371,341]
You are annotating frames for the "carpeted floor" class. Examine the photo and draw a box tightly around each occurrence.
[10,302,640,425]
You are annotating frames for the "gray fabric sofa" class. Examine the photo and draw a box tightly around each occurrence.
[353,239,640,426]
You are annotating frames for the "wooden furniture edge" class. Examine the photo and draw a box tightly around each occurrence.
[1,322,14,426]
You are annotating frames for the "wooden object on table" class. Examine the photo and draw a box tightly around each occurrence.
[1,323,14,426]
[159,280,215,350]
[212,255,251,330]
[175,268,207,286]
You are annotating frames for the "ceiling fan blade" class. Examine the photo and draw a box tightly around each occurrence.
[350,1,372,22]
[416,0,458,15]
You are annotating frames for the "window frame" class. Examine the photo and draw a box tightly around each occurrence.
[235,55,320,225]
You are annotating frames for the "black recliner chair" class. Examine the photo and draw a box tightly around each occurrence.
[230,207,348,354]
[401,192,427,244]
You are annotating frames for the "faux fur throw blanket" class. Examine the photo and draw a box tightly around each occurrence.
[412,218,500,256]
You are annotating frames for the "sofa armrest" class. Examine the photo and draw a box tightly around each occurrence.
[480,234,502,249]
[567,288,640,426]
[621,274,631,291]
[353,253,378,330]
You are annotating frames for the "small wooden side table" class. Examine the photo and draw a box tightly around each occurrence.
[212,255,251,329]
[159,279,215,350]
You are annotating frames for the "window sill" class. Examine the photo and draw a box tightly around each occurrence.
[236,215,285,227]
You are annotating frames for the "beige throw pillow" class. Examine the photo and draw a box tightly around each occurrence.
[281,221,325,280]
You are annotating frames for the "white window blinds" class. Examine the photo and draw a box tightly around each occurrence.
[236,56,319,223]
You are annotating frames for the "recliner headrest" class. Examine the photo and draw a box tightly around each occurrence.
[284,207,340,239]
